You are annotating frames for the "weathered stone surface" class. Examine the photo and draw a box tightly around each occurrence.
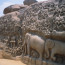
[0,0,65,65]
[28,57,32,65]
[24,56,29,64]
[21,1,65,65]
[0,8,26,56]
[46,61,64,65]
[0,12,20,36]
[42,61,47,65]
[31,58,36,65]
[0,8,26,36]
[22,56,29,64]
[3,4,28,14]
[22,0,65,42]
[23,0,37,5]
[36,59,42,65]
[49,0,65,3]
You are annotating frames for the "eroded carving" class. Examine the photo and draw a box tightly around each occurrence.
[22,31,65,64]
[45,30,65,42]
[31,49,39,58]
[0,0,65,65]
[45,39,65,61]
[23,33,45,60]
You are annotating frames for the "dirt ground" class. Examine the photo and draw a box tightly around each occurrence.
[0,49,26,65]
[0,59,26,65]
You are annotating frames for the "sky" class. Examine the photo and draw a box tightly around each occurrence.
[0,0,47,16]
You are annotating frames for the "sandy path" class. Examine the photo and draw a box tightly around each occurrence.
[0,59,26,65]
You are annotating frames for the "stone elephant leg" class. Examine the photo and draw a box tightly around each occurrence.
[39,52,43,60]
[22,44,27,55]
[23,45,25,55]
[24,44,27,55]
[51,49,56,61]
[27,43,30,56]
[22,41,26,55]
[45,46,49,58]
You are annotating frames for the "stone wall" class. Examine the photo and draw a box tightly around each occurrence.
[0,0,65,65]
[21,0,65,65]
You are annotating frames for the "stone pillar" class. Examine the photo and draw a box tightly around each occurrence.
[23,0,37,5]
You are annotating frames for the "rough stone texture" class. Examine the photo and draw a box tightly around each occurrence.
[28,57,32,65]
[3,4,28,14]
[36,59,42,65]
[0,0,65,65]
[42,61,47,65]
[49,0,65,3]
[23,0,37,5]
[21,56,29,64]
[31,58,36,65]
[21,1,65,65]
[0,8,26,36]
[22,1,65,42]
[0,8,27,56]
[21,56,64,65]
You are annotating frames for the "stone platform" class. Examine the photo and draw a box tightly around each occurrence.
[21,56,64,65]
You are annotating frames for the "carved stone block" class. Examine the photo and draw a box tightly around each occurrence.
[24,56,29,64]
[31,58,36,65]
[47,61,63,65]
[36,59,42,65]
[27,57,32,65]
[42,60,47,65]
[47,61,55,65]
[22,56,29,64]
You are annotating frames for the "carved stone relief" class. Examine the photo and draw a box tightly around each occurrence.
[22,30,65,65]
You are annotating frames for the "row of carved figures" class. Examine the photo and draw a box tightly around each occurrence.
[3,36,22,48]
[22,30,65,64]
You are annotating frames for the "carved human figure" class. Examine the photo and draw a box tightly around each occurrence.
[23,33,45,60]
[45,39,65,61]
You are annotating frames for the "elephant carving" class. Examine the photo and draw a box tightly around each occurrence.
[23,33,45,60]
[45,30,65,42]
[51,30,65,41]
[45,39,65,61]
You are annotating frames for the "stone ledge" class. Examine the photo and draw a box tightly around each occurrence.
[21,56,64,65]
